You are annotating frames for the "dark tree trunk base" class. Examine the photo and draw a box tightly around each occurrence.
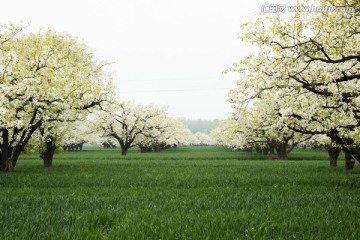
[0,159,14,172]
[344,147,360,165]
[327,147,341,167]
[344,151,355,170]
[276,144,288,160]
[40,141,56,168]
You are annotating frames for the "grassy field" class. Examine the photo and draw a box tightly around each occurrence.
[0,146,359,239]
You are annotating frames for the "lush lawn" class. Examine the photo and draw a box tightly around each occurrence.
[0,146,359,239]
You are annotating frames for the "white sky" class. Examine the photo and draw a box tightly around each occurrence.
[1,0,295,120]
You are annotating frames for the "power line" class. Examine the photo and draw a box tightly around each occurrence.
[116,76,229,83]
[116,87,231,94]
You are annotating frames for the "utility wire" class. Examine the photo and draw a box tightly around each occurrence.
[117,87,230,94]
[117,76,228,83]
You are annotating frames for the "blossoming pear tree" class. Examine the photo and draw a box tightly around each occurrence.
[211,119,244,148]
[0,24,113,171]
[192,132,212,146]
[138,117,195,152]
[92,101,170,156]
[226,0,360,166]
[228,90,311,159]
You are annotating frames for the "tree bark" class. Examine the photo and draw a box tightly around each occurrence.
[119,142,129,156]
[344,151,355,170]
[328,130,359,166]
[275,143,288,160]
[0,130,21,172]
[343,146,360,166]
[40,140,56,168]
[327,146,341,167]
[0,130,10,171]
[11,144,25,168]
[121,146,128,156]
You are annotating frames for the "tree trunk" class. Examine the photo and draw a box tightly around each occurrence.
[119,142,129,156]
[275,143,288,160]
[11,144,25,168]
[40,140,56,168]
[344,151,355,170]
[328,130,359,166]
[327,146,341,167]
[343,146,360,166]
[0,130,10,171]
[121,146,128,156]
[0,130,21,172]
[116,139,134,156]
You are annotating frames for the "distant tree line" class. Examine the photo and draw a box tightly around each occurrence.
[179,118,219,134]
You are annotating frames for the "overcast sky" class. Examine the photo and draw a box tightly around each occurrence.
[1,0,295,120]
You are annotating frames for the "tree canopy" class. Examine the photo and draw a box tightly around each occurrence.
[0,24,113,170]
[222,0,360,163]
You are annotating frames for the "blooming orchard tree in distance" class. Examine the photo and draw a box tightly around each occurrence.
[92,101,197,156]
[138,117,195,152]
[93,101,170,156]
[211,119,243,148]
[215,94,312,159]
[27,117,107,168]
[226,0,360,166]
[0,24,113,171]
[27,119,83,167]
[193,132,212,146]
[26,121,67,168]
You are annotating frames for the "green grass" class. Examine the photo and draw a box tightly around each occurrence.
[0,146,358,239]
